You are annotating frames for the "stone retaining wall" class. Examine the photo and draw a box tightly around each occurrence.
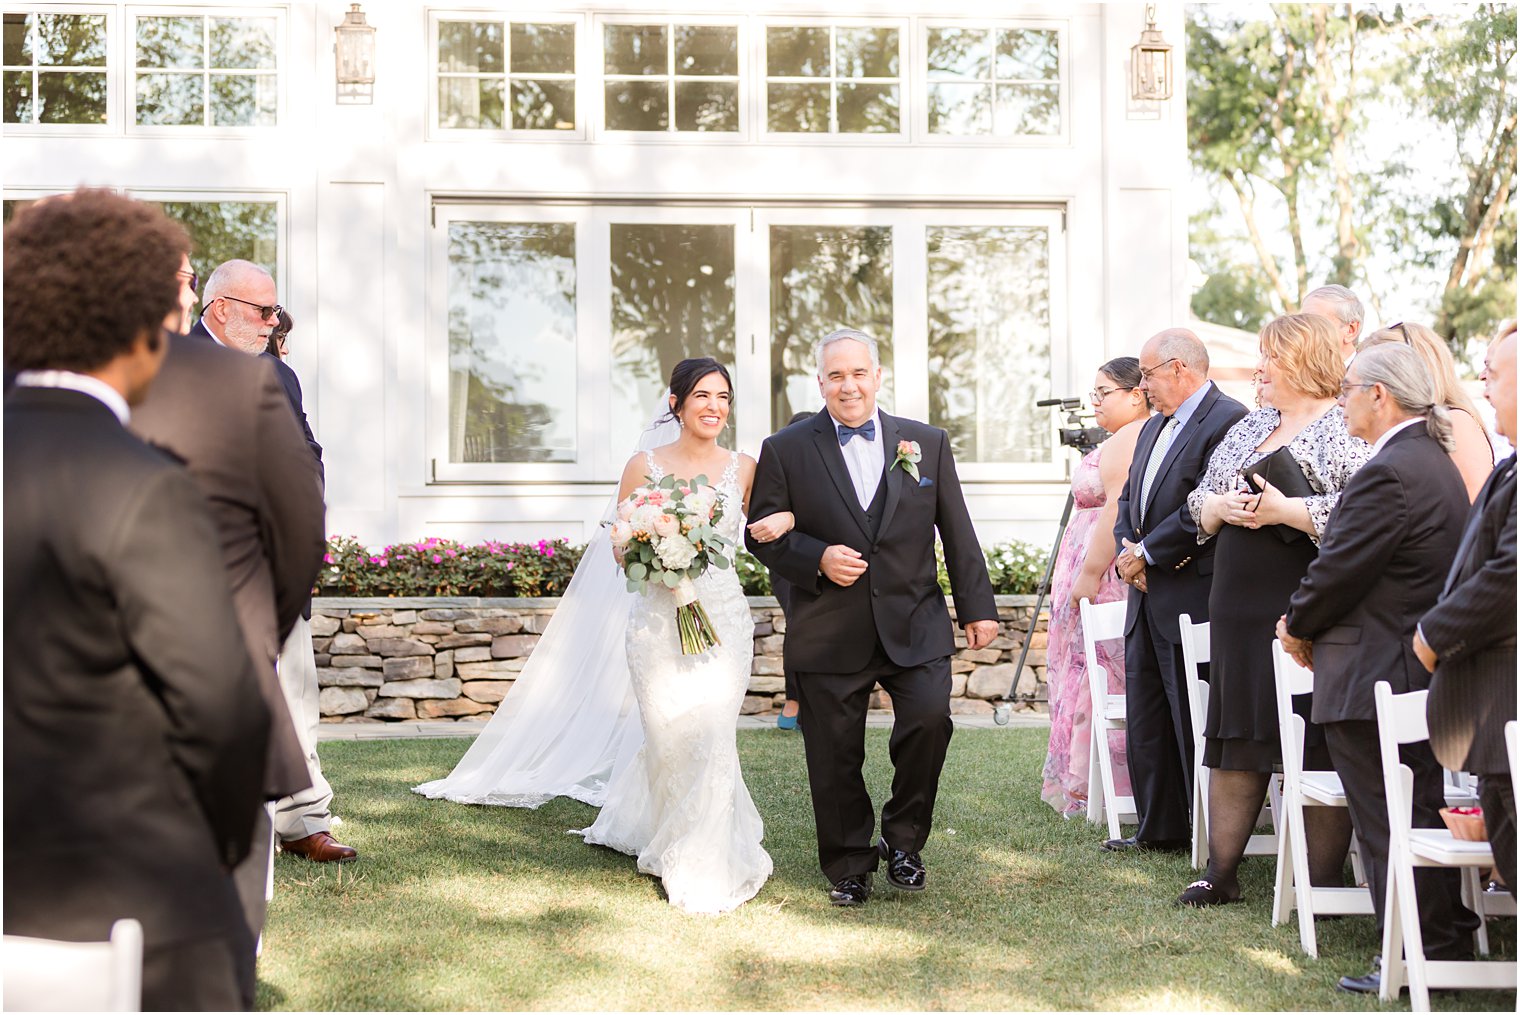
[311,596,1050,723]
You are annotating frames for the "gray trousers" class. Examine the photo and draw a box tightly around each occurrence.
[270,615,334,840]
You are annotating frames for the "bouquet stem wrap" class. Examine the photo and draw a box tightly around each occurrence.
[672,576,721,655]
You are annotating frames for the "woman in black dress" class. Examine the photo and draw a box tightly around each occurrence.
[1176,313,1372,907]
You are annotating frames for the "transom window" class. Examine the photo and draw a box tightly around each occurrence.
[925,26,1060,136]
[764,24,900,134]
[436,18,575,131]
[132,12,278,127]
[3,11,108,125]
[602,22,739,133]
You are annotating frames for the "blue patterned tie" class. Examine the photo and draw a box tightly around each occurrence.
[1139,416,1180,523]
[837,420,876,445]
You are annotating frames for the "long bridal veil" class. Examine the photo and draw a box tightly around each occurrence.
[412,407,681,809]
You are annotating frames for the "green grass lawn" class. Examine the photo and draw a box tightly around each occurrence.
[258,729,1514,1011]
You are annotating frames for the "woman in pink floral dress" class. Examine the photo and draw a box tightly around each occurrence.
[1041,358,1151,816]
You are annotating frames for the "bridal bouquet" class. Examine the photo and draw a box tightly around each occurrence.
[608,474,733,654]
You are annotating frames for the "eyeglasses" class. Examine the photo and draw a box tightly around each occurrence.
[1089,385,1134,403]
[1139,357,1180,381]
[177,266,199,291]
[1338,381,1376,399]
[218,295,282,321]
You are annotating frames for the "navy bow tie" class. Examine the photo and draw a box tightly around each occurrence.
[837,420,876,445]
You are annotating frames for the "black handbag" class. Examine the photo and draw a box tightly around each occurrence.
[1240,446,1316,544]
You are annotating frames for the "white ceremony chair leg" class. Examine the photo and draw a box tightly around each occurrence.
[1374,682,1517,1012]
[1177,614,1210,869]
[1080,598,1133,841]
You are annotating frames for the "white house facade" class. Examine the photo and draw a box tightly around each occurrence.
[2,1,1191,549]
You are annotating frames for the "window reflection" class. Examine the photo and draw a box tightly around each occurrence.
[928,226,1052,462]
[769,226,893,429]
[438,20,574,131]
[448,222,578,463]
[926,26,1060,136]
[3,12,108,124]
[604,22,739,133]
[766,25,900,134]
[134,14,278,127]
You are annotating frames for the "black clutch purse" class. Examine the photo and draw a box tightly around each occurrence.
[1240,446,1315,544]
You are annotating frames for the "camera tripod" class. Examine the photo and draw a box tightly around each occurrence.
[992,399,1108,725]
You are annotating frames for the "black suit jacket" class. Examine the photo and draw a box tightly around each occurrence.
[130,331,325,798]
[3,388,269,945]
[1421,454,1517,773]
[262,349,324,476]
[1284,423,1469,722]
[746,409,996,672]
[1114,382,1249,642]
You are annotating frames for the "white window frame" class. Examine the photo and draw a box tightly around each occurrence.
[2,3,116,133]
[428,10,584,142]
[593,13,745,142]
[428,201,757,483]
[126,4,284,136]
[915,18,1069,147]
[757,16,910,145]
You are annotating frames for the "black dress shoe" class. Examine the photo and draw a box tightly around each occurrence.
[878,839,927,891]
[1337,956,1384,995]
[828,873,873,907]
[1175,878,1239,907]
[1101,836,1188,854]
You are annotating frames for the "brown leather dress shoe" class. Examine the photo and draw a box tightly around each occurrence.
[279,831,357,862]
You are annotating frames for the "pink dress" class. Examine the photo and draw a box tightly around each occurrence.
[1041,446,1132,816]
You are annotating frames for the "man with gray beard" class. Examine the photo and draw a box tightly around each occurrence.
[195,260,352,864]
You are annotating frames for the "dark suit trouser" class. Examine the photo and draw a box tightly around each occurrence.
[1124,605,1195,842]
[1324,721,1479,958]
[231,806,272,948]
[142,920,256,1011]
[796,645,953,884]
[1480,774,1516,895]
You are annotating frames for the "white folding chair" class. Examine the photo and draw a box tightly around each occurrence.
[1080,598,1134,840]
[1374,681,1517,1011]
[2,917,143,1012]
[1178,614,1277,869]
[1268,641,1373,957]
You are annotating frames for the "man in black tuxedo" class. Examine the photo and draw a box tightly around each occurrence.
[1416,327,1517,896]
[196,264,353,864]
[1278,344,1480,994]
[1108,329,1248,851]
[131,260,328,946]
[746,329,998,906]
[3,189,270,1009]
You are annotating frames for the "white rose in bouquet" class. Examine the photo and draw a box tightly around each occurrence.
[656,533,697,570]
[609,520,633,548]
[630,502,661,533]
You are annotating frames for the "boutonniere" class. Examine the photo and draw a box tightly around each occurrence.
[893,439,922,481]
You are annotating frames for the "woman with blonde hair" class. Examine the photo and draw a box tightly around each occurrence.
[1174,313,1373,907]
[1359,321,1494,499]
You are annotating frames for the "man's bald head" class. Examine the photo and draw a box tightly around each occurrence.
[1142,328,1210,374]
[1137,328,1210,416]
[202,259,272,304]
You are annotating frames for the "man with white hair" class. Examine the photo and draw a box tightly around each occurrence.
[1300,284,1365,364]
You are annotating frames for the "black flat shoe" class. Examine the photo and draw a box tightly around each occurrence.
[828,873,872,907]
[1102,836,1188,854]
[878,838,927,891]
[1175,878,1240,907]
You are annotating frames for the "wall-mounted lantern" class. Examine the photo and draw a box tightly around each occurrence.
[334,4,376,104]
[1130,4,1173,102]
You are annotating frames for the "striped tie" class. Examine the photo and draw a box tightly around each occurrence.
[1139,416,1180,524]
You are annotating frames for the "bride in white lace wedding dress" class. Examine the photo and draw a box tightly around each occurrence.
[416,358,778,915]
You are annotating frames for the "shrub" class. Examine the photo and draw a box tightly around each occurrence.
[318,537,1046,598]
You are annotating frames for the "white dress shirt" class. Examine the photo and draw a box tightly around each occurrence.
[828,408,885,510]
[13,369,131,425]
[1370,416,1423,457]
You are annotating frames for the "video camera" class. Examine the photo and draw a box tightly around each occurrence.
[1037,396,1108,455]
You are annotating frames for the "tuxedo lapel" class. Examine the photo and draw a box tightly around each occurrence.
[875,412,907,537]
[1444,456,1517,596]
[810,413,874,542]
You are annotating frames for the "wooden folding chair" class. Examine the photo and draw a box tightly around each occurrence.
[1268,640,1372,957]
[1179,614,1277,869]
[1080,598,1134,840]
[1374,681,1517,1011]
[2,917,143,1011]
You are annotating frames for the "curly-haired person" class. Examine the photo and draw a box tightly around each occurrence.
[4,189,271,1011]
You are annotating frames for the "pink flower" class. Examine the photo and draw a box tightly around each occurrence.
[652,513,679,538]
[445,549,457,558]
[617,498,636,521]
[432,554,443,563]
[323,552,334,564]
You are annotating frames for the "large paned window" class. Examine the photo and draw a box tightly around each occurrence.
[436,18,575,131]
[925,25,1061,136]
[764,24,900,134]
[3,10,108,124]
[431,205,1066,483]
[132,11,278,127]
[602,22,739,133]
